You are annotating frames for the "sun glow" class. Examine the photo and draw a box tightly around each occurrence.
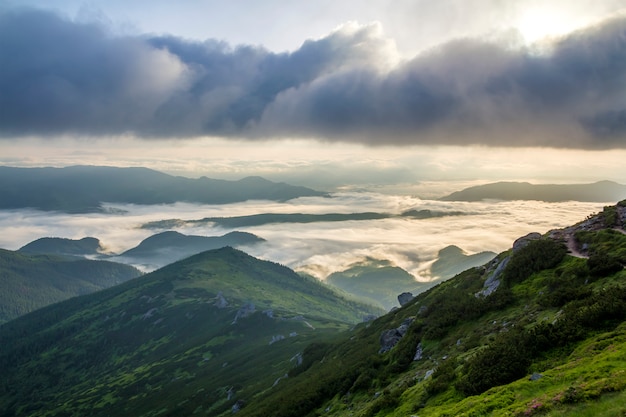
[516,6,585,44]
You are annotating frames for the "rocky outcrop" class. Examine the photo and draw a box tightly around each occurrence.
[379,317,415,353]
[413,342,423,361]
[475,256,509,298]
[232,303,255,324]
[231,400,245,413]
[398,292,415,306]
[513,232,542,252]
[214,291,228,309]
[269,335,285,345]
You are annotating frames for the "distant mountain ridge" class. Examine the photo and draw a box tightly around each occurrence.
[0,165,326,212]
[115,231,265,270]
[19,237,104,257]
[19,231,267,271]
[440,180,626,202]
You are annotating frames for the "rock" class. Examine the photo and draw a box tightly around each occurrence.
[529,373,543,381]
[398,292,415,306]
[214,291,228,308]
[263,309,274,318]
[290,352,303,366]
[269,335,285,345]
[397,317,415,336]
[379,329,403,353]
[475,256,509,297]
[141,308,158,320]
[272,374,288,387]
[227,387,235,400]
[413,342,423,361]
[232,302,255,324]
[379,317,415,353]
[424,369,435,379]
[512,232,542,252]
[231,400,245,413]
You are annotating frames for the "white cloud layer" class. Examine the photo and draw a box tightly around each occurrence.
[0,193,609,280]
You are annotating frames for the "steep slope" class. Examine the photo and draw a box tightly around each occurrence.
[0,249,142,324]
[0,165,326,212]
[238,201,626,417]
[0,247,382,417]
[114,230,265,270]
[440,180,626,202]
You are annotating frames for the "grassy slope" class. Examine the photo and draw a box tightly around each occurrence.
[0,249,142,323]
[239,203,626,417]
[0,247,382,417]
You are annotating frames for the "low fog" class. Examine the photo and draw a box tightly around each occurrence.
[0,191,608,281]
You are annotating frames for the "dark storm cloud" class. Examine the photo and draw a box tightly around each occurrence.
[1,8,626,148]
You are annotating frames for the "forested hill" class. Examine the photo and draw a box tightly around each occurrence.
[0,165,326,212]
[0,249,141,323]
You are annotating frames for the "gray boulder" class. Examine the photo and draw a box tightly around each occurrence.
[398,292,415,306]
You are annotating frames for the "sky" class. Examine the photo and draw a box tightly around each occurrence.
[1,0,626,188]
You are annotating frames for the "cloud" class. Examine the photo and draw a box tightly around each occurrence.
[0,194,609,280]
[1,8,626,148]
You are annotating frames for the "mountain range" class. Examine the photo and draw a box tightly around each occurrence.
[1,201,625,416]
[0,165,326,212]
[440,180,626,202]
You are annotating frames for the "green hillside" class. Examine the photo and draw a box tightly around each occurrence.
[0,249,142,324]
[0,247,382,417]
[237,201,626,417]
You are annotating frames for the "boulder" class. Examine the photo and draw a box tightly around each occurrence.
[512,232,542,252]
[398,292,415,306]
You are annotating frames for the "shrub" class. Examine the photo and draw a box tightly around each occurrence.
[503,239,567,286]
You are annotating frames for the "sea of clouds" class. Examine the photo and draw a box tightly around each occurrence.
[0,191,609,282]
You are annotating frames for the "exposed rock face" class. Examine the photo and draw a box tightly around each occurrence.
[379,317,415,353]
[413,342,423,361]
[475,256,509,298]
[290,352,303,366]
[214,291,228,308]
[232,303,255,324]
[398,292,415,306]
[231,400,245,413]
[512,232,542,252]
[269,335,285,345]
[379,329,403,353]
